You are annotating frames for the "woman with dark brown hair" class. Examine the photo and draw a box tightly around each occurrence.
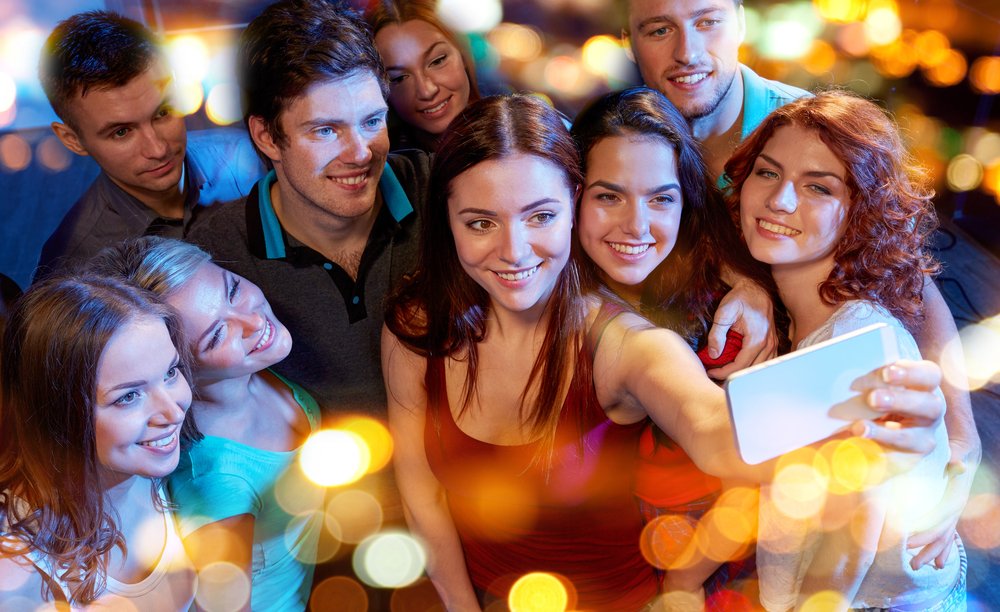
[0,275,195,608]
[367,0,481,152]
[727,90,971,610]
[382,93,948,611]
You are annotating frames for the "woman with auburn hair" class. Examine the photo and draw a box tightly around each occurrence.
[571,86,774,605]
[382,93,947,610]
[367,0,481,152]
[0,275,195,608]
[726,90,970,610]
[88,236,323,611]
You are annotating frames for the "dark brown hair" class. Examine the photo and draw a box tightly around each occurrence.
[724,90,939,329]
[573,86,774,343]
[0,275,189,604]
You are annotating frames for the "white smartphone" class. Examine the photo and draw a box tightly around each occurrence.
[724,323,899,465]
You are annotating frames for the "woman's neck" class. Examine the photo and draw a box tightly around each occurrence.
[602,272,643,307]
[194,372,255,411]
[771,259,839,347]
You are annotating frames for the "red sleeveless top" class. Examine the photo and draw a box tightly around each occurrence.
[423,304,658,610]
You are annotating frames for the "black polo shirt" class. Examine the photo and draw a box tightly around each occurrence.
[188,151,428,419]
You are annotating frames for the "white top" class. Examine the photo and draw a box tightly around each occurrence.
[757,301,959,610]
[21,489,196,610]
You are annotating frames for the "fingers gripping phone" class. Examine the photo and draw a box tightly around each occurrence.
[724,323,899,465]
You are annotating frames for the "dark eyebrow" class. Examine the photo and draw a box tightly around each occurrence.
[107,379,147,393]
[386,40,450,72]
[586,180,681,196]
[95,99,171,136]
[646,182,681,196]
[760,153,845,182]
[457,198,561,216]
[636,15,675,31]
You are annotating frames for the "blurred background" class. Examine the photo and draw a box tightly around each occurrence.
[0,1,997,608]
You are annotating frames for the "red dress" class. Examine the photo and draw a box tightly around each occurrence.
[423,308,658,610]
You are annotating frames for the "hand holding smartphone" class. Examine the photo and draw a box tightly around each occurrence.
[724,323,899,465]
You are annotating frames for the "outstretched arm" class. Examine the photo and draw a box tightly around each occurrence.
[382,327,482,612]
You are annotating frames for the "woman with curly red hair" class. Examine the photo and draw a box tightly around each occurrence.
[725,90,967,610]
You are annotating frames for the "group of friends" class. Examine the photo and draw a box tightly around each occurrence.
[0,0,982,610]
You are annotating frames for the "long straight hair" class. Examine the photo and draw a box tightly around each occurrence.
[386,94,587,450]
[0,274,188,604]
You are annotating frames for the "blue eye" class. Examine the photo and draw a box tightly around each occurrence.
[114,390,140,406]
[364,116,385,130]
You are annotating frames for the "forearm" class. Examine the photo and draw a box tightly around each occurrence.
[400,496,481,611]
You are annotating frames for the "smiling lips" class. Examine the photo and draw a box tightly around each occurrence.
[249,319,274,354]
[757,218,801,237]
[494,265,540,282]
[138,429,177,450]
[669,71,710,87]
[419,96,451,116]
[608,242,652,256]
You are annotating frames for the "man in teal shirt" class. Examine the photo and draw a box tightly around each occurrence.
[621,0,979,574]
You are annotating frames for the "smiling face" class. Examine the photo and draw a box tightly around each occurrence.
[253,72,390,223]
[626,0,744,121]
[739,124,851,276]
[165,262,292,383]
[94,316,192,487]
[375,19,471,137]
[448,153,575,319]
[580,135,683,302]
[53,61,187,206]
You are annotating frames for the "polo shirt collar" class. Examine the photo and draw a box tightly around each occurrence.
[255,161,414,261]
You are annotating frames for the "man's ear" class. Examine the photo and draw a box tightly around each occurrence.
[248,115,282,165]
[621,28,636,63]
[51,122,88,157]
[736,4,747,46]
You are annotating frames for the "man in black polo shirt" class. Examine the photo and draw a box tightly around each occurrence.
[188,1,428,419]
[35,11,260,276]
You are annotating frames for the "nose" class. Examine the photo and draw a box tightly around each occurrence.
[623,202,650,237]
[231,309,265,339]
[498,223,531,266]
[150,376,191,426]
[140,125,170,160]
[340,128,374,166]
[767,181,798,214]
[673,26,702,66]
[414,71,440,101]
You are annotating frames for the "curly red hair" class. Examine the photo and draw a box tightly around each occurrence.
[724,90,939,330]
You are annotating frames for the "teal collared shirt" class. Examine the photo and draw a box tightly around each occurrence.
[256,162,414,260]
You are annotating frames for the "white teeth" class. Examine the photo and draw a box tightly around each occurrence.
[252,320,272,352]
[609,243,650,255]
[758,219,801,236]
[672,73,708,84]
[495,266,539,281]
[139,432,176,448]
[421,99,448,114]
[333,173,366,186]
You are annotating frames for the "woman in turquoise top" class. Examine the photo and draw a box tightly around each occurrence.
[89,236,323,611]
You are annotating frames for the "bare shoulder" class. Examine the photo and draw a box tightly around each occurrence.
[0,553,49,604]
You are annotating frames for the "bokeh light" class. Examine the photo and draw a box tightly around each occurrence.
[286,510,326,564]
[338,416,393,474]
[982,161,1000,196]
[813,0,868,23]
[969,131,1000,165]
[915,30,952,69]
[437,0,502,33]
[970,57,1000,94]
[354,531,427,589]
[488,23,543,63]
[758,4,823,61]
[924,49,967,86]
[205,83,241,126]
[869,37,917,79]
[863,3,902,46]
[581,35,631,81]
[508,572,570,612]
[310,576,369,612]
[167,35,210,85]
[543,55,596,98]
[0,22,45,81]
[960,493,1000,550]
[0,71,15,113]
[827,437,887,493]
[801,590,850,611]
[389,577,443,611]
[802,40,838,75]
[0,134,31,172]
[326,489,383,544]
[299,429,371,487]
[948,316,1000,391]
[640,514,697,570]
[0,104,14,130]
[171,82,205,117]
[36,136,71,172]
[836,22,871,57]
[769,449,830,521]
[946,154,984,192]
[194,561,252,612]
